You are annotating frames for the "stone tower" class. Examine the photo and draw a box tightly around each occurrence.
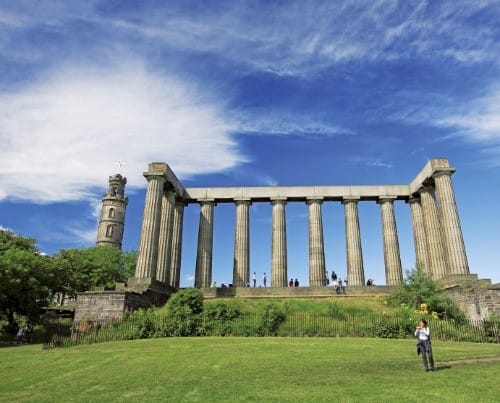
[96,174,128,249]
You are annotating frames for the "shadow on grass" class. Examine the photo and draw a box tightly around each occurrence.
[434,366,452,371]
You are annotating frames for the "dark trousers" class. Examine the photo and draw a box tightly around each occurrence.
[417,340,434,370]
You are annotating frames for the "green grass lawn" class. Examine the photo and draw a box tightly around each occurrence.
[1,338,499,402]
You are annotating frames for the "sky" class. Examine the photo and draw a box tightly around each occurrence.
[0,0,499,286]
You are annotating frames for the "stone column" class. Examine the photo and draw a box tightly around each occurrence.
[134,172,166,279]
[156,189,176,284]
[433,170,470,275]
[307,198,326,287]
[169,199,186,288]
[271,197,287,287]
[343,197,365,286]
[233,199,251,287]
[408,197,430,274]
[420,186,448,279]
[378,197,403,285]
[195,200,215,288]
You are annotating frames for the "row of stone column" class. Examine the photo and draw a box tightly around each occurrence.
[135,169,468,288]
[134,173,185,287]
[192,195,403,288]
[409,170,469,279]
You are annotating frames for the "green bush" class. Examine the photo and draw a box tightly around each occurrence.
[167,289,204,315]
[199,301,242,336]
[257,304,285,336]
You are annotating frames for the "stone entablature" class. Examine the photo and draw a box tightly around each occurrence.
[184,185,410,202]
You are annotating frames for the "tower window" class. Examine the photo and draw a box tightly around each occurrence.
[106,225,114,238]
[109,208,115,218]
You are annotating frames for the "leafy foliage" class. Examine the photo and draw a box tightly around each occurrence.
[51,247,137,304]
[166,288,204,316]
[0,230,52,330]
[256,304,286,336]
[386,267,463,319]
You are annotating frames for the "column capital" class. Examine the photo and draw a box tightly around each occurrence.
[419,185,435,195]
[342,196,360,204]
[270,197,287,205]
[407,196,421,204]
[306,197,324,205]
[432,167,456,179]
[377,196,397,204]
[234,198,252,206]
[174,198,187,206]
[198,198,216,206]
[143,172,166,182]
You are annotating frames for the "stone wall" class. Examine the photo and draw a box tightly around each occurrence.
[440,275,499,321]
[445,284,500,321]
[74,288,172,323]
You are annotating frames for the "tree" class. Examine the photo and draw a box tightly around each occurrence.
[0,230,53,331]
[51,247,137,305]
[387,266,463,319]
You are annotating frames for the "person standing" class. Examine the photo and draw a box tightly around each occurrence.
[263,272,267,287]
[253,272,257,287]
[415,319,435,372]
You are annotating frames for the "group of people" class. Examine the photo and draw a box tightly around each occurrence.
[288,278,300,287]
[252,272,267,287]
[366,278,376,286]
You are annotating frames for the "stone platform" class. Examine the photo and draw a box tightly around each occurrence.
[201,285,398,299]
[74,278,175,323]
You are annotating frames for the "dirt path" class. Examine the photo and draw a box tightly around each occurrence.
[438,356,500,366]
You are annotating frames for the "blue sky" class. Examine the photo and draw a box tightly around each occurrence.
[0,1,499,286]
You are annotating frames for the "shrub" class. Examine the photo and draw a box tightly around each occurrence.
[256,304,285,336]
[167,289,204,315]
[387,267,463,320]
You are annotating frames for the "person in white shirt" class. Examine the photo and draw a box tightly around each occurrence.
[415,319,435,371]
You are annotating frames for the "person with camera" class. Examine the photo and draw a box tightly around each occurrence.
[415,319,435,371]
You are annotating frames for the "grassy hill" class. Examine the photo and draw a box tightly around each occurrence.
[1,337,499,402]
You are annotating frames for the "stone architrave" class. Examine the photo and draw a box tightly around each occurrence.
[134,172,166,279]
[233,199,251,287]
[343,197,365,286]
[419,186,448,279]
[378,197,403,285]
[271,198,288,287]
[169,199,186,288]
[195,200,215,288]
[307,198,326,287]
[156,189,176,284]
[408,196,430,274]
[433,170,470,275]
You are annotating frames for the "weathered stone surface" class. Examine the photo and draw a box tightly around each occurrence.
[96,174,128,249]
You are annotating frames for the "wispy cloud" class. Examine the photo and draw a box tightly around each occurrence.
[64,225,97,245]
[0,59,244,203]
[367,159,394,169]
[261,176,279,187]
[350,157,394,169]
[434,89,500,142]
[3,1,499,78]
[237,115,353,137]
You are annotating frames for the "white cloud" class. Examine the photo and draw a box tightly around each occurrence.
[434,89,500,142]
[4,1,498,79]
[65,225,97,245]
[367,159,393,169]
[237,115,353,137]
[89,1,500,75]
[0,60,245,202]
